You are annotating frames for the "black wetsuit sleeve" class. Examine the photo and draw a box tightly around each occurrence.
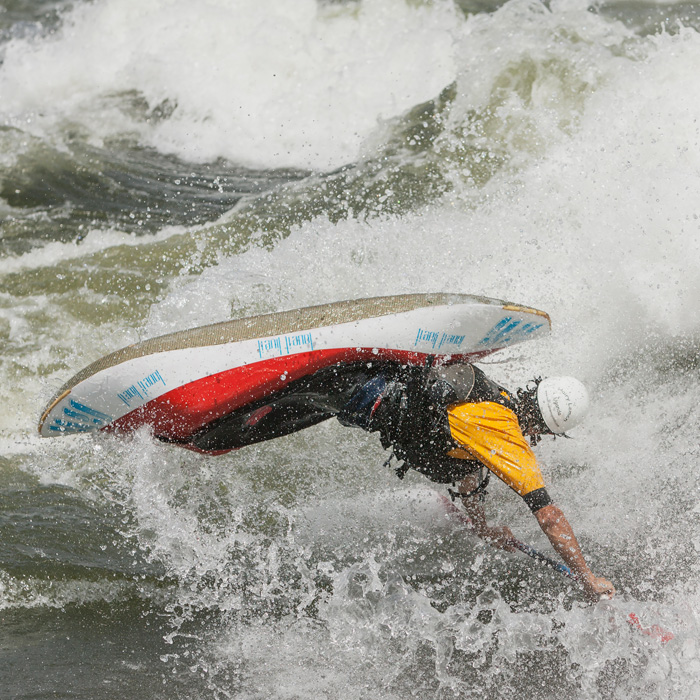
[522,487,553,513]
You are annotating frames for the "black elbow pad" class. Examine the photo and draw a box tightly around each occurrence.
[523,487,553,513]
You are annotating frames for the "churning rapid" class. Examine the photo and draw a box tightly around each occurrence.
[1,0,700,697]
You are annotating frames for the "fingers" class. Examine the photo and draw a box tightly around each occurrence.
[584,576,616,601]
[597,579,616,599]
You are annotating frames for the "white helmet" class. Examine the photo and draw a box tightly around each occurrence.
[536,377,589,434]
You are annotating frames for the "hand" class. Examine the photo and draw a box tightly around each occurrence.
[582,574,616,601]
[481,525,517,553]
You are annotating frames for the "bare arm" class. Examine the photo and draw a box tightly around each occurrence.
[456,475,615,599]
[535,504,615,599]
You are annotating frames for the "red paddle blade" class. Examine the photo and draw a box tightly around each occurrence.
[627,613,674,644]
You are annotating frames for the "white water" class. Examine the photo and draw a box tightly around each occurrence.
[2,0,700,697]
[0,0,458,169]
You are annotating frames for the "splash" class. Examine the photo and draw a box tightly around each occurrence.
[0,0,459,169]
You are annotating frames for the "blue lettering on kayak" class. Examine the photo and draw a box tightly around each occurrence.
[68,400,112,423]
[117,369,167,407]
[438,332,466,349]
[478,318,546,347]
[117,384,144,407]
[414,328,466,350]
[49,399,113,434]
[49,420,94,433]
[257,332,314,359]
[414,328,440,348]
[137,369,166,396]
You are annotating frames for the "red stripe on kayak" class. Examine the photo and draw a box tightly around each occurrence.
[106,346,496,441]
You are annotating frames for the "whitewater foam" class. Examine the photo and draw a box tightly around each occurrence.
[0,0,459,170]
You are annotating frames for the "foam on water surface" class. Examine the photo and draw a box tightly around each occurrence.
[1,0,700,697]
[0,0,459,170]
